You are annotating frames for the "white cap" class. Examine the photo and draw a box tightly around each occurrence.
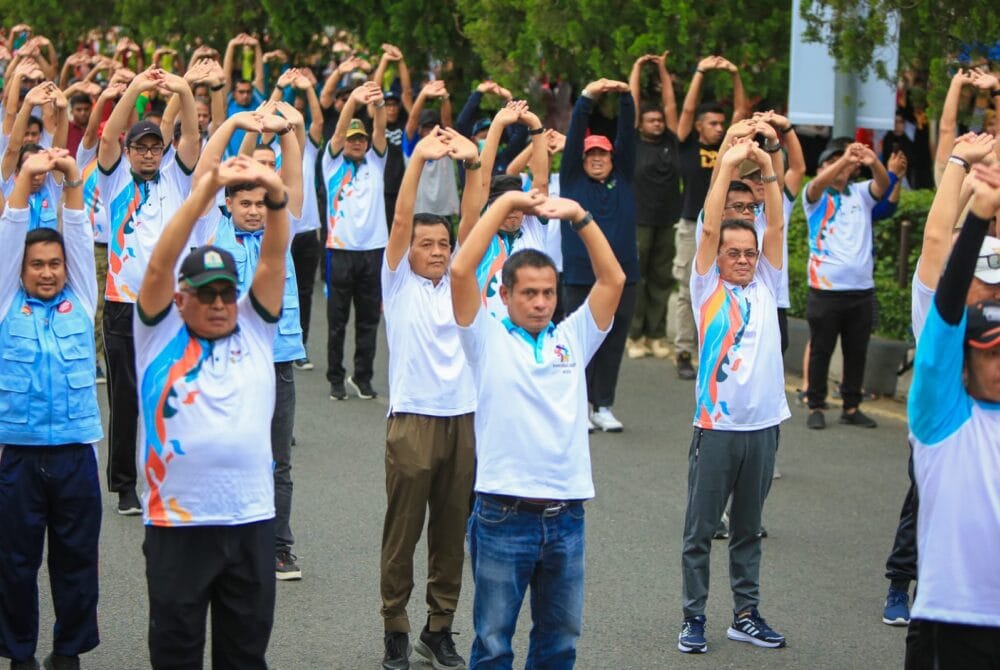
[975,236,1000,284]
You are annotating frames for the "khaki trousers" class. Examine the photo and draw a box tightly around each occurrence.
[380,412,475,633]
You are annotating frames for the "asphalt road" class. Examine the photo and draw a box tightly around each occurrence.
[33,290,914,669]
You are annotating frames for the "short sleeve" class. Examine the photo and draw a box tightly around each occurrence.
[858,179,878,210]
[560,298,612,364]
[381,251,409,304]
[134,304,185,367]
[456,307,490,366]
[690,260,721,311]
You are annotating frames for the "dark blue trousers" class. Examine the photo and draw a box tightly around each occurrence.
[0,444,101,662]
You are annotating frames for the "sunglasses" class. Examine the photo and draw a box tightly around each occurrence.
[978,253,1000,270]
[185,285,238,305]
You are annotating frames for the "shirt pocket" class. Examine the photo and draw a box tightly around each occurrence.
[52,314,91,361]
[66,369,98,419]
[0,374,30,422]
[37,208,58,230]
[4,317,39,363]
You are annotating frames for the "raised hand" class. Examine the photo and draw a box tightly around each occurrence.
[545,129,566,155]
[24,82,52,107]
[421,80,448,99]
[20,148,58,175]
[968,162,1000,219]
[441,127,479,162]
[887,150,908,178]
[494,99,527,127]
[413,126,452,161]
[381,44,403,61]
[952,132,997,165]
[274,101,304,127]
[533,195,586,222]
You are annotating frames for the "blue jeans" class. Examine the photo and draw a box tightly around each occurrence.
[468,494,586,670]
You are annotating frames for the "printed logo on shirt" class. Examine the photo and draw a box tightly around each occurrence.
[57,300,73,314]
[700,148,718,169]
[20,305,32,316]
[552,343,574,368]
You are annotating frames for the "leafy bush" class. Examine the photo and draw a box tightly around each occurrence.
[786,187,936,342]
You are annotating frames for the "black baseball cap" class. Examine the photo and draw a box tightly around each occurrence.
[179,246,238,288]
[419,109,440,128]
[966,300,1000,350]
[125,120,164,146]
[487,174,524,205]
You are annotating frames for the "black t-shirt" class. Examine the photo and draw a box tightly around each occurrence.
[633,130,681,227]
[383,122,406,196]
[678,135,721,221]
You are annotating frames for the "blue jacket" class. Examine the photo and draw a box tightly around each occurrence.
[559,93,640,285]
[213,216,305,363]
[0,287,102,446]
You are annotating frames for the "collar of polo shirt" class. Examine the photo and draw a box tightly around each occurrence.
[502,316,556,364]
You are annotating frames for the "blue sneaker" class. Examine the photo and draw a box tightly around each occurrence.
[727,608,786,648]
[882,586,910,626]
[678,615,707,653]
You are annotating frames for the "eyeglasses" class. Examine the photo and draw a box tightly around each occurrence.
[978,253,1000,270]
[128,144,165,156]
[185,285,238,305]
[724,202,761,215]
[722,248,759,261]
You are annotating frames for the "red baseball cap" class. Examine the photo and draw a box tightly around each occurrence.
[583,135,613,154]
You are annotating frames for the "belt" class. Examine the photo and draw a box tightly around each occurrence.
[480,493,580,517]
[95,242,108,248]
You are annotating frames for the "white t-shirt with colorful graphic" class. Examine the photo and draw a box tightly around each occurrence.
[134,295,277,527]
[801,180,878,291]
[321,145,387,251]
[690,257,790,431]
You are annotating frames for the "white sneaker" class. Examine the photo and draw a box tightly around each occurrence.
[626,337,651,359]
[588,415,596,433]
[772,465,782,479]
[649,338,673,359]
[590,407,624,433]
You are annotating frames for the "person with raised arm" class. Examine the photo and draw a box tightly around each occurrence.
[0,149,99,670]
[97,66,200,516]
[322,81,388,400]
[135,156,288,669]
[452,185,624,668]
[677,136,788,655]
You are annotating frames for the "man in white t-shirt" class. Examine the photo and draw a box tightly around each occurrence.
[322,82,387,400]
[678,138,789,655]
[452,187,624,667]
[97,67,200,516]
[379,127,480,670]
[133,156,288,669]
[801,142,890,430]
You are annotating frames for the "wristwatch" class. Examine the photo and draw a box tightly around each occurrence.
[264,191,289,210]
[761,174,779,184]
[572,212,594,232]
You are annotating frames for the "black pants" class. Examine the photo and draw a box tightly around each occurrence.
[325,248,383,385]
[0,445,101,662]
[291,230,322,348]
[103,300,138,493]
[562,283,637,408]
[144,520,275,670]
[885,442,918,586]
[805,289,874,411]
[905,620,1000,670]
[777,307,789,355]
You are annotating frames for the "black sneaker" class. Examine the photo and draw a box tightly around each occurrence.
[275,549,302,581]
[414,626,465,669]
[676,351,696,380]
[382,632,411,670]
[292,357,314,371]
[11,659,39,670]
[807,410,826,430]
[347,376,377,399]
[840,409,877,428]
[117,488,142,516]
[330,382,347,401]
[43,654,80,670]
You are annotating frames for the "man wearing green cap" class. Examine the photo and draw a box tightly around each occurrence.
[133,155,289,669]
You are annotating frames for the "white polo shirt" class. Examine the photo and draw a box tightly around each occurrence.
[77,143,109,244]
[298,138,321,233]
[801,180,878,291]
[458,301,610,500]
[691,257,790,431]
[322,145,387,251]
[473,215,549,321]
[99,156,194,302]
[382,254,475,417]
[134,294,277,527]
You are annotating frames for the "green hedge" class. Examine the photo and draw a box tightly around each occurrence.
[786,188,936,342]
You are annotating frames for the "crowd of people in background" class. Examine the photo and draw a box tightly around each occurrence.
[0,20,997,670]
